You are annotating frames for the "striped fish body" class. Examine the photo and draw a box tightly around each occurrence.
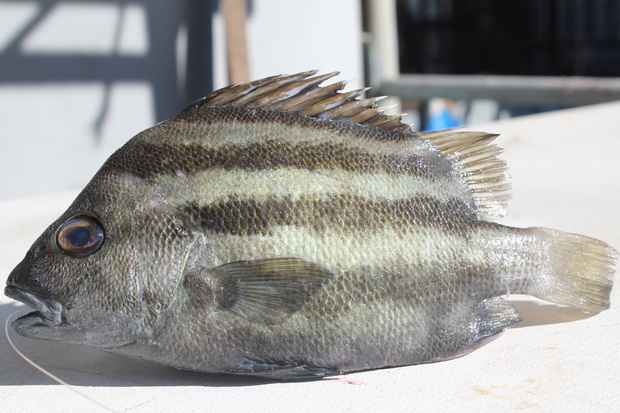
[5,72,616,379]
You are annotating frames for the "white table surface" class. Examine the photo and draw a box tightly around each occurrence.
[1,102,619,412]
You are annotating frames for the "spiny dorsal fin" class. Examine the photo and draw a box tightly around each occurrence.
[189,70,411,132]
[419,129,511,220]
[190,71,510,220]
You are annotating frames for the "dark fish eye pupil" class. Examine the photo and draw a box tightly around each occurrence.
[67,227,91,248]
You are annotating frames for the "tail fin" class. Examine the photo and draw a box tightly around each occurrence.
[528,228,617,313]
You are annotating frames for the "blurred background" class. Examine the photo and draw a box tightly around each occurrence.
[1,0,620,199]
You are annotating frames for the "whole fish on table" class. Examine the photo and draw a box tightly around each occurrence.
[5,71,617,379]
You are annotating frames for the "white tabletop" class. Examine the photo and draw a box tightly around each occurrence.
[1,101,619,412]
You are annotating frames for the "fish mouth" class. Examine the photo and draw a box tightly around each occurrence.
[4,286,65,326]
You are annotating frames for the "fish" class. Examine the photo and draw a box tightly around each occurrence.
[4,70,617,380]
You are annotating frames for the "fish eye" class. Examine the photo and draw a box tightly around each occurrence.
[56,216,105,258]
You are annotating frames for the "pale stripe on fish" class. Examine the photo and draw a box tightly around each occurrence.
[155,168,471,206]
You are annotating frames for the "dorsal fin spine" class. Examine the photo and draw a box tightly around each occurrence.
[275,80,348,112]
[192,71,411,133]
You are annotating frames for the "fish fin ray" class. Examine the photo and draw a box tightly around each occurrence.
[418,129,511,220]
[475,296,521,337]
[193,72,314,107]
[431,296,519,362]
[525,228,617,313]
[214,258,332,324]
[187,70,412,132]
[228,359,338,380]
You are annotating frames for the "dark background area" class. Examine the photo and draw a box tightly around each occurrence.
[397,0,620,77]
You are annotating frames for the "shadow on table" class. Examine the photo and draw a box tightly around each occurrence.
[508,297,594,328]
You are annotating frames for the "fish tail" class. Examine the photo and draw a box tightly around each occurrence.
[526,228,617,313]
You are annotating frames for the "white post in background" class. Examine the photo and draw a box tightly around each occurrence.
[366,0,401,115]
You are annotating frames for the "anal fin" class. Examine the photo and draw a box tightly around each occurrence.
[475,296,521,337]
[432,296,520,362]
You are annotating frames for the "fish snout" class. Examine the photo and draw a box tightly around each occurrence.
[5,248,66,326]
[6,247,35,288]
[6,245,60,300]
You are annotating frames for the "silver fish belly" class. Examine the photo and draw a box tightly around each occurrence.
[5,70,617,380]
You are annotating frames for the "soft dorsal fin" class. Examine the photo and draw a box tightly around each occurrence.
[187,70,411,132]
[418,129,511,220]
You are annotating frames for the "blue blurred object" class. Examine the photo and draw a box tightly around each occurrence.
[425,98,462,131]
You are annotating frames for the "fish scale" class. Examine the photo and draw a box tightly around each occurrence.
[4,70,617,379]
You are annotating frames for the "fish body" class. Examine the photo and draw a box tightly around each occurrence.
[5,71,617,379]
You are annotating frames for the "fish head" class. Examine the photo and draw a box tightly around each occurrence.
[5,164,191,348]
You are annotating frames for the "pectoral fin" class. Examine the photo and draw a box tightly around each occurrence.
[184,258,332,324]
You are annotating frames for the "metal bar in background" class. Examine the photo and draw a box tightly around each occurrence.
[378,74,620,106]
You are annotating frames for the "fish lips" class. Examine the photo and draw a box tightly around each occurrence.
[4,286,67,332]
